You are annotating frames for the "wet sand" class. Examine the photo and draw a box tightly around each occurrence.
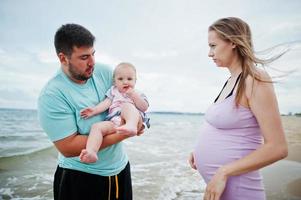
[262,116,301,200]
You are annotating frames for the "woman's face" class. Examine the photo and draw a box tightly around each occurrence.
[208,30,236,68]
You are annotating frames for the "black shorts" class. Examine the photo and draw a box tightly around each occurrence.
[54,162,132,200]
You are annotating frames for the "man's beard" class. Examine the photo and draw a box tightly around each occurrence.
[68,62,93,82]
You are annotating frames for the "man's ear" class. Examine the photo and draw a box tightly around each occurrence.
[58,52,69,65]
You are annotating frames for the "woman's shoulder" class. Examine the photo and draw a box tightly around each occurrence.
[245,68,271,82]
[245,68,273,99]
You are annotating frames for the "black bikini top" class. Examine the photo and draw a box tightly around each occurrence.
[214,73,242,103]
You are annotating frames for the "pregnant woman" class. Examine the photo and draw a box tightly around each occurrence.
[189,17,288,200]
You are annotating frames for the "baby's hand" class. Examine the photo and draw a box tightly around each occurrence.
[80,108,95,119]
[125,87,135,97]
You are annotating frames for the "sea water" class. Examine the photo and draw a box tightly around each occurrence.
[0,109,205,200]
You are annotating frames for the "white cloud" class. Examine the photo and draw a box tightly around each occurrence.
[0,87,37,109]
[0,51,31,67]
[269,22,301,35]
[95,51,120,66]
[136,72,219,113]
[255,20,301,49]
[0,0,300,113]
[132,50,179,60]
[37,50,57,63]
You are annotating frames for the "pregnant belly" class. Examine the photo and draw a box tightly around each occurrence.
[194,121,260,183]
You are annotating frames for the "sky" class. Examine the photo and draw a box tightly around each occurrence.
[0,0,301,113]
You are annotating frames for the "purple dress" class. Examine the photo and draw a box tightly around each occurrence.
[194,92,266,200]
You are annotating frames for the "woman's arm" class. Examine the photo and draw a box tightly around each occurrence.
[221,72,287,176]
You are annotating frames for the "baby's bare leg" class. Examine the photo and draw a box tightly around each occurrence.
[116,103,142,136]
[80,121,115,163]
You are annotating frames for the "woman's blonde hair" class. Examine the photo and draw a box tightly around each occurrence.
[209,17,281,106]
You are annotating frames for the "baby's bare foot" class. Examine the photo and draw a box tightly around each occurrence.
[79,149,98,163]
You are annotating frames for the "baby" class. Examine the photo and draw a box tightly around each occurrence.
[79,62,150,163]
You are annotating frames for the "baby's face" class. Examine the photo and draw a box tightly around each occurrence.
[114,66,136,93]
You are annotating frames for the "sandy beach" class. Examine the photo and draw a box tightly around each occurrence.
[262,116,301,200]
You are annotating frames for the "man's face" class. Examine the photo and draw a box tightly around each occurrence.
[62,46,95,84]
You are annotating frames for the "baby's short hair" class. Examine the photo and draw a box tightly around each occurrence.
[113,62,137,77]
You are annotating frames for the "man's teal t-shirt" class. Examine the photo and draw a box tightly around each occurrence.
[38,63,128,176]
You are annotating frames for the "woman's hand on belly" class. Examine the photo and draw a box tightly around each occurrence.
[204,167,228,200]
[188,152,197,170]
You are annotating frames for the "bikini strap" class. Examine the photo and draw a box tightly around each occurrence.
[226,72,242,98]
[214,73,242,103]
[214,79,229,103]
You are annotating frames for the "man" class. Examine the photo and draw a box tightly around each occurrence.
[38,24,137,200]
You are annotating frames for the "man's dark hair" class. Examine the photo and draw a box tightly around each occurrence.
[54,23,95,57]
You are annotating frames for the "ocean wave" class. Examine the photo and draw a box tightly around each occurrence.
[156,170,205,200]
[0,144,54,159]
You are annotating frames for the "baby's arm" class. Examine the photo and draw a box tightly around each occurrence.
[80,98,112,119]
[126,89,149,112]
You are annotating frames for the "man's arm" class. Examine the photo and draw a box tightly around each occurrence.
[54,132,129,157]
